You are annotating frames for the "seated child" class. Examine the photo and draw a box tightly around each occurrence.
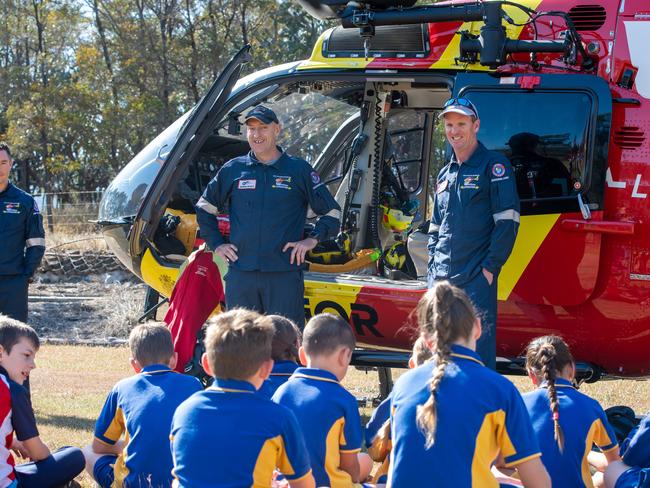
[521,335,619,488]
[259,315,301,398]
[171,309,315,488]
[272,313,373,487]
[388,282,550,487]
[83,322,202,488]
[365,336,432,484]
[604,412,650,488]
[0,314,84,488]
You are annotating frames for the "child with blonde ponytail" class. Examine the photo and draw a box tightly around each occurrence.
[523,335,620,487]
[387,281,550,487]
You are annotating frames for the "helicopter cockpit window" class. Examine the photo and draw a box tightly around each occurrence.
[464,90,591,205]
[386,111,427,193]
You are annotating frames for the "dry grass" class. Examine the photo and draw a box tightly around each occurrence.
[45,231,108,253]
[24,345,650,487]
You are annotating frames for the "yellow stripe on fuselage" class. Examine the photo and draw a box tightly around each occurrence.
[298,28,374,70]
[498,214,560,301]
[431,0,544,70]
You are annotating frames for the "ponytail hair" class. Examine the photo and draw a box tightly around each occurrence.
[525,335,574,453]
[415,281,477,448]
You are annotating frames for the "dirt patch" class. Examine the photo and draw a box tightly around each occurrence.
[28,274,148,341]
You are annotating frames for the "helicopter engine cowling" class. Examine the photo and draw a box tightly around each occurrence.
[294,0,417,20]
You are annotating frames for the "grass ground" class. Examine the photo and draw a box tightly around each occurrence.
[27,345,650,487]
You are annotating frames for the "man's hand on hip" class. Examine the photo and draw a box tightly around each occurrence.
[214,243,238,263]
[482,268,494,285]
[283,238,318,265]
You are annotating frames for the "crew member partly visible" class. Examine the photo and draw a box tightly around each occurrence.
[0,142,45,322]
[427,98,520,369]
[196,105,341,326]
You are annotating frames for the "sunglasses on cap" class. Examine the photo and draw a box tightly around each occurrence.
[443,97,479,114]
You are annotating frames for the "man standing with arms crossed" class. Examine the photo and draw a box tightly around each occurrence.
[428,98,520,369]
[196,106,341,326]
[0,142,46,322]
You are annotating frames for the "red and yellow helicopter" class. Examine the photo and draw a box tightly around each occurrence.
[98,0,650,382]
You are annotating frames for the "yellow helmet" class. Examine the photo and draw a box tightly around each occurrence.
[380,204,414,233]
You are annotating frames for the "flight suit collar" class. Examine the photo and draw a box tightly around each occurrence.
[246,147,285,167]
[451,141,487,168]
[0,182,14,197]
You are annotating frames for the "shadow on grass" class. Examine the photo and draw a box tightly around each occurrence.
[36,413,96,432]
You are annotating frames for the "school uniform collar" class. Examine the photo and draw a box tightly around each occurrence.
[140,364,174,375]
[292,367,340,384]
[450,344,484,366]
[247,147,285,167]
[210,377,257,394]
[271,361,300,377]
[0,365,10,381]
[541,377,576,390]
[451,141,487,168]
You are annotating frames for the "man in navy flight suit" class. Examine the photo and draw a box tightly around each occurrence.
[196,106,341,326]
[0,142,46,322]
[428,98,520,369]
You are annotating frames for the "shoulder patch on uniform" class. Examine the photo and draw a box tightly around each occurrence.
[310,171,320,185]
[491,163,506,178]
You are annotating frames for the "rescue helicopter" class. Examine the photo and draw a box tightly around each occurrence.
[97,0,650,384]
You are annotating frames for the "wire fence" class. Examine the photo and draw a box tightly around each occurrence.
[34,190,104,235]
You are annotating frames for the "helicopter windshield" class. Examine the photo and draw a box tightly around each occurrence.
[98,112,190,223]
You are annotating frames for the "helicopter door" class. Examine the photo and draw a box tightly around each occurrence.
[129,45,252,258]
[450,73,612,306]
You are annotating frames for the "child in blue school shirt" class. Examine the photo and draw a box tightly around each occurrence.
[272,313,373,487]
[171,309,314,488]
[364,335,432,484]
[258,315,301,399]
[604,411,650,488]
[83,322,202,488]
[388,281,551,487]
[520,335,619,488]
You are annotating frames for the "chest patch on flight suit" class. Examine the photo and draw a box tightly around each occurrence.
[237,179,256,190]
[2,202,21,214]
[460,175,480,189]
[437,179,448,193]
[272,175,292,190]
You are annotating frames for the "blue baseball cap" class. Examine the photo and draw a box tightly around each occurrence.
[245,105,279,124]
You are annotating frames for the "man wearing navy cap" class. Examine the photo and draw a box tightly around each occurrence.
[0,142,45,322]
[427,97,520,369]
[196,105,341,326]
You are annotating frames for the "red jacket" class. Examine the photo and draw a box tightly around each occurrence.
[164,248,224,372]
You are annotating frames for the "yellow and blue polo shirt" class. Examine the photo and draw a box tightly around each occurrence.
[171,377,312,488]
[94,364,202,487]
[272,367,363,487]
[523,378,618,487]
[388,344,541,488]
[258,360,300,399]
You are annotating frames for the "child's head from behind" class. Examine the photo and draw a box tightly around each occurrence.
[129,322,176,370]
[409,335,432,368]
[525,335,575,453]
[203,309,274,383]
[268,315,301,363]
[415,281,478,448]
[0,315,40,384]
[301,313,355,380]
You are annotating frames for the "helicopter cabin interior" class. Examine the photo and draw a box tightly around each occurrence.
[148,72,602,285]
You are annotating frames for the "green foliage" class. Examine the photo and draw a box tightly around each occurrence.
[0,0,329,191]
